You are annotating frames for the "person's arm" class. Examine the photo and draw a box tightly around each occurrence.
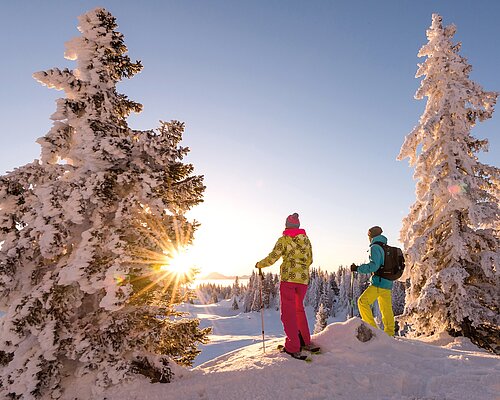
[256,237,284,269]
[306,236,313,266]
[357,244,384,274]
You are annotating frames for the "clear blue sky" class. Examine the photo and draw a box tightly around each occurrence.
[1,1,499,277]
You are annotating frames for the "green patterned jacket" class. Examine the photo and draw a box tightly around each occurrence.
[256,228,313,284]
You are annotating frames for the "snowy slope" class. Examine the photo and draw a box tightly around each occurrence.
[3,302,498,400]
[98,317,499,400]
[183,300,302,367]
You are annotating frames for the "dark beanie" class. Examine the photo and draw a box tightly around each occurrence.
[368,226,383,238]
[286,213,300,229]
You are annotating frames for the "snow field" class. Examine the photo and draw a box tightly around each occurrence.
[100,302,499,400]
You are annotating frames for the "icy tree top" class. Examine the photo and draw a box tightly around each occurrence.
[31,8,143,170]
[35,8,143,93]
[399,13,498,166]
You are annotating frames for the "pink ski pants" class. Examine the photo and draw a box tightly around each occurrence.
[280,281,311,353]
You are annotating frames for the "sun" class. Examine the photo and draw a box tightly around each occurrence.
[160,249,196,279]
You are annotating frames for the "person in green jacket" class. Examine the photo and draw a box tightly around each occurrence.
[350,226,395,336]
[256,213,318,359]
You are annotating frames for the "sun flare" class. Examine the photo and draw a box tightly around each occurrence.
[160,249,195,277]
[125,210,205,304]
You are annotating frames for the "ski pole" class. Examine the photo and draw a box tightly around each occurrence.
[258,267,266,353]
[349,271,355,319]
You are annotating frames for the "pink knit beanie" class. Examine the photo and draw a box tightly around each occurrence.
[285,213,300,229]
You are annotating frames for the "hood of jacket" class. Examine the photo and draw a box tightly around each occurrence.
[370,234,387,245]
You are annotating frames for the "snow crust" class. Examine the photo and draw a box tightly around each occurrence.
[102,316,499,400]
[1,299,498,400]
[89,301,499,400]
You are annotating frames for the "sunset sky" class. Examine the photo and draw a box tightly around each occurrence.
[1,1,499,278]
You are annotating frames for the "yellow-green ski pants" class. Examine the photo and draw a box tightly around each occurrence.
[358,285,395,336]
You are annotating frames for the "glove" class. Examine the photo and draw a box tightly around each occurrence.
[350,263,358,272]
[255,262,260,269]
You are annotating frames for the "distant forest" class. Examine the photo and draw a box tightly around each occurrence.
[194,267,407,327]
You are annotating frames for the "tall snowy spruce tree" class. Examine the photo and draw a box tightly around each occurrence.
[398,14,499,353]
[0,8,209,399]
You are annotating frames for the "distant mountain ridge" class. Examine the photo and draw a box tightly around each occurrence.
[199,272,250,280]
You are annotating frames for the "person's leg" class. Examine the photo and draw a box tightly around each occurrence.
[294,283,311,346]
[357,285,378,329]
[280,281,301,353]
[378,288,395,336]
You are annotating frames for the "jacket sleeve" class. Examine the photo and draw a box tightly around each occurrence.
[256,237,284,269]
[357,244,384,274]
[306,236,313,266]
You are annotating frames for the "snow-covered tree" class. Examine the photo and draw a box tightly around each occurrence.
[0,8,210,399]
[329,272,340,298]
[306,267,338,314]
[336,266,350,313]
[261,273,271,308]
[242,271,280,312]
[231,276,241,299]
[231,297,239,310]
[243,272,258,312]
[328,273,340,317]
[392,280,407,317]
[251,273,263,312]
[398,14,499,353]
[313,303,328,334]
[318,286,330,314]
[305,269,321,310]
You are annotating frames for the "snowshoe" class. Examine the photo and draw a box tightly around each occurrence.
[277,345,310,361]
[301,344,321,354]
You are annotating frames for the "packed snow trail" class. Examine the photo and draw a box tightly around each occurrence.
[99,318,499,400]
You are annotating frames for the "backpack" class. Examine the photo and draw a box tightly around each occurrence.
[371,242,405,281]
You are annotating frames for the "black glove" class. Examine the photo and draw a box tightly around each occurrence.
[350,263,358,272]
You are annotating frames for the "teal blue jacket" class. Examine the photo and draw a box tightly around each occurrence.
[356,234,393,290]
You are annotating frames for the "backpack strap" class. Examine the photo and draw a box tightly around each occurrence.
[371,241,386,268]
[371,241,386,252]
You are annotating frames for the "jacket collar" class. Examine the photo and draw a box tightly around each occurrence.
[283,228,306,237]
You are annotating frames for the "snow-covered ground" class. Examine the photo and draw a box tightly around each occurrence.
[184,299,316,367]
[92,300,499,400]
[2,301,499,399]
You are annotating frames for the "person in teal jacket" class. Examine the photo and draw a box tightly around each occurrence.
[350,226,395,336]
